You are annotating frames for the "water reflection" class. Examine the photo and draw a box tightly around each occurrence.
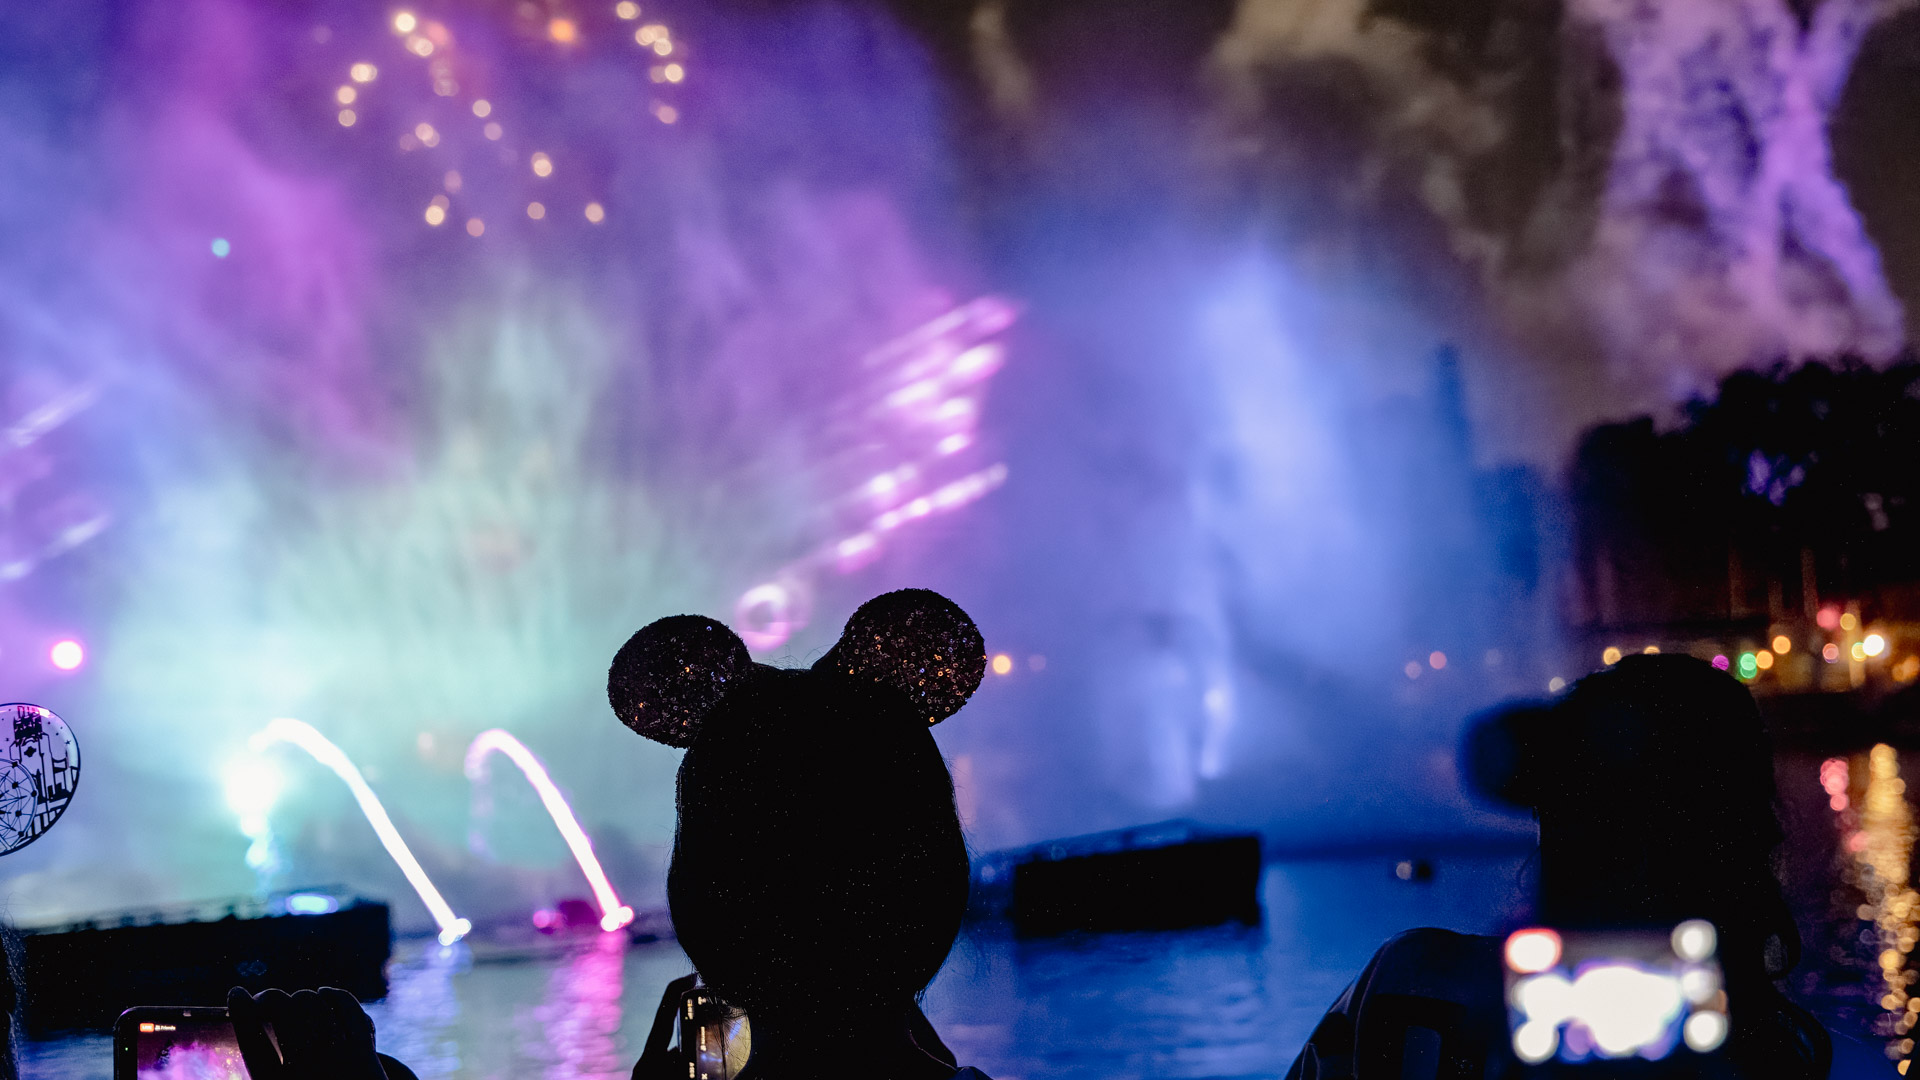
[928,857,1530,1080]
[365,942,470,1079]
[5,856,1541,1080]
[520,933,629,1080]
[1829,745,1919,1072]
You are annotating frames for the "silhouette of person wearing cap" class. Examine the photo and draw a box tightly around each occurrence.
[1288,655,1844,1078]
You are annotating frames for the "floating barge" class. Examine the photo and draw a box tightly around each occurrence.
[19,892,390,1035]
[973,820,1263,937]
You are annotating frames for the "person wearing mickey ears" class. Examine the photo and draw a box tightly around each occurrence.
[617,589,995,1080]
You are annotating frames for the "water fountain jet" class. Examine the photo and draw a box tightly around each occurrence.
[250,717,472,945]
[465,728,634,932]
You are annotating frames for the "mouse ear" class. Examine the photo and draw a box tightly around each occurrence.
[609,616,754,748]
[814,589,986,726]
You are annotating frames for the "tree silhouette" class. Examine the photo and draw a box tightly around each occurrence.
[1571,354,1920,630]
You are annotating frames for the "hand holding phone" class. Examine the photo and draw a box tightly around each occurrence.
[226,987,388,1080]
[635,974,697,1080]
[632,975,751,1080]
[115,994,411,1080]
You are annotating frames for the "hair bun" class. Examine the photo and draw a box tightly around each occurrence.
[609,616,754,748]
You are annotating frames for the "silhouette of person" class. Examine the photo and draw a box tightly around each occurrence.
[0,930,17,1080]
[616,589,994,1080]
[1287,654,1842,1079]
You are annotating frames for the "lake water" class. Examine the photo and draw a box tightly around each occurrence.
[16,856,1524,1080]
[14,847,1899,1079]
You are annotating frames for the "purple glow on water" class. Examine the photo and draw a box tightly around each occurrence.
[529,933,631,1080]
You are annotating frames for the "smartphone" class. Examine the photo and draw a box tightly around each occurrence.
[679,988,751,1080]
[1502,920,1729,1067]
[114,1006,250,1080]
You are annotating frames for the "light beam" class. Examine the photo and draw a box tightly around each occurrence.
[251,717,472,944]
[464,729,634,932]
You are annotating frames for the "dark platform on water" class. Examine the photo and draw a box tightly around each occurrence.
[975,820,1263,937]
[20,894,390,1035]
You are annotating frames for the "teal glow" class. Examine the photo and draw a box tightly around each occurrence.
[97,300,734,911]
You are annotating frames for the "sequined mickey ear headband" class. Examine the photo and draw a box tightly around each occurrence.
[607,589,987,748]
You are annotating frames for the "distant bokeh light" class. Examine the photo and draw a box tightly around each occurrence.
[49,640,83,671]
[1504,928,1562,974]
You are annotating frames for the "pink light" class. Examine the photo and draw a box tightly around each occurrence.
[834,532,880,572]
[969,296,1018,336]
[736,295,1017,651]
[1822,757,1849,794]
[931,397,976,425]
[860,297,1019,372]
[1711,654,1729,670]
[926,463,1008,513]
[465,730,634,933]
[884,380,939,411]
[948,343,1004,383]
[50,640,83,671]
[734,582,795,651]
